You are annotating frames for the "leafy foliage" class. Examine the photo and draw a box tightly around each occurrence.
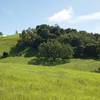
[16,24,100,60]
[39,40,73,60]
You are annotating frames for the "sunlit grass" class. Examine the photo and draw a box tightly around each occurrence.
[0,35,18,53]
[0,62,100,100]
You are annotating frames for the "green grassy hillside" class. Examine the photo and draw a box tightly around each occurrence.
[0,35,100,100]
[0,62,100,100]
[0,57,100,72]
[0,35,100,72]
[0,35,18,53]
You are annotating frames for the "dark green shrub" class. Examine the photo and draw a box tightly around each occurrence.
[2,52,9,58]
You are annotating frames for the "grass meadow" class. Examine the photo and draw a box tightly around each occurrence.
[0,62,100,100]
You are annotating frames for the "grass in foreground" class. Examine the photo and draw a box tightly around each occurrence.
[0,62,100,100]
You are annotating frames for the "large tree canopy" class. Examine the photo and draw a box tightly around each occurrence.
[17,24,100,59]
[38,40,73,60]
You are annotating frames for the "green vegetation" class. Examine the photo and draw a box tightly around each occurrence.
[0,57,100,72]
[0,35,18,53]
[18,24,100,60]
[0,26,100,100]
[39,40,73,59]
[0,62,100,100]
[36,40,73,65]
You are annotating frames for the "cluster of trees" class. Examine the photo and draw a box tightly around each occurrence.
[39,40,73,60]
[17,24,100,64]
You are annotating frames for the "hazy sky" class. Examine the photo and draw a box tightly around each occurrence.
[0,0,100,34]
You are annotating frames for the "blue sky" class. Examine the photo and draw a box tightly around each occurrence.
[0,0,100,35]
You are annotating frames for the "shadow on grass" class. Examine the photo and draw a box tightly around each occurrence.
[28,57,70,66]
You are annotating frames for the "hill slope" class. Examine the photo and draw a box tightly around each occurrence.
[0,35,18,53]
[0,62,100,100]
[0,35,100,72]
[0,35,100,100]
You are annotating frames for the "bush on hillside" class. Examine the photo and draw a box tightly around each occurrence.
[1,52,9,58]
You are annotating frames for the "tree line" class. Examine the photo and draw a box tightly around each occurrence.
[16,24,100,64]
